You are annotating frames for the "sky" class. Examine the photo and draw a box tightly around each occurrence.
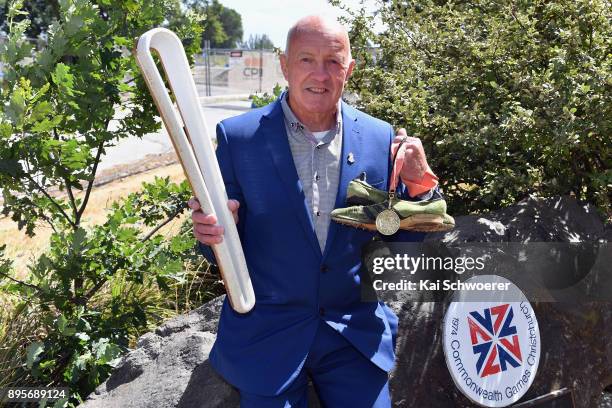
[217,0,378,50]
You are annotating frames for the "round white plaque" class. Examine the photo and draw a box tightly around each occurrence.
[442,275,540,407]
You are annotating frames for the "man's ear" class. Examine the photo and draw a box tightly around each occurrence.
[279,53,289,81]
[345,58,356,82]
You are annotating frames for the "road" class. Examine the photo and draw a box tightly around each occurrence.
[98,99,252,172]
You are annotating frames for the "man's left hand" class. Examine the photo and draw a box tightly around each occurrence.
[393,128,430,184]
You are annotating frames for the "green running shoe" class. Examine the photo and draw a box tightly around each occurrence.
[346,179,388,206]
[333,186,455,233]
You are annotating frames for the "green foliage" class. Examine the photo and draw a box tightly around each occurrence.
[0,177,223,405]
[185,0,243,48]
[337,0,611,216]
[0,0,215,405]
[0,0,57,38]
[250,83,285,108]
[17,177,195,399]
[0,0,204,234]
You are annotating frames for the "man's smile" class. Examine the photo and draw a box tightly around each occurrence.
[306,87,328,94]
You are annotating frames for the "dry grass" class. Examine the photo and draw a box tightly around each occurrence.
[0,162,188,280]
[0,302,43,390]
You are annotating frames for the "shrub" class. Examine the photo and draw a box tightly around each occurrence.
[0,0,223,405]
[250,83,285,108]
[335,0,611,217]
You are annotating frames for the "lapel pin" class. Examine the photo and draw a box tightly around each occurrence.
[347,152,355,164]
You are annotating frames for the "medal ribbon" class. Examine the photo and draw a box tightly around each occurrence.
[389,137,408,196]
[374,137,408,236]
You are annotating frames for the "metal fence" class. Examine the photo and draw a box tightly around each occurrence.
[193,46,287,97]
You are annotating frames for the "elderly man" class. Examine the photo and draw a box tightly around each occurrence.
[189,15,438,408]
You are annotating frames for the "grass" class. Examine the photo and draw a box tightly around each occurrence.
[0,301,41,390]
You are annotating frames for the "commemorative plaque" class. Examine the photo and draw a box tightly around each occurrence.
[442,275,541,407]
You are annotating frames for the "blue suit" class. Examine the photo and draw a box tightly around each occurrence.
[198,98,425,397]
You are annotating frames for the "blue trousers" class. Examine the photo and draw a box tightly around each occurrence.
[239,320,391,408]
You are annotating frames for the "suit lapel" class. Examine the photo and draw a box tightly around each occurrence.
[322,103,363,259]
[261,101,322,258]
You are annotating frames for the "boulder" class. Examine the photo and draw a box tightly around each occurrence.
[82,196,611,407]
[81,297,238,408]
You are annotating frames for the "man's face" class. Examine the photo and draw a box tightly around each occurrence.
[280,28,355,117]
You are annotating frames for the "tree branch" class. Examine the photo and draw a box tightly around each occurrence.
[73,125,108,303]
[82,278,108,301]
[24,173,76,229]
[11,172,58,234]
[0,270,44,292]
[397,25,434,59]
[509,5,528,33]
[53,128,78,221]
[64,179,78,221]
[82,205,185,302]
[141,205,185,243]
[36,208,58,234]
[76,136,106,224]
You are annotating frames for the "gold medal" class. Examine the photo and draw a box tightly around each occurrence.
[376,209,400,235]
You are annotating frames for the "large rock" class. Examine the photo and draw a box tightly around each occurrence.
[391,196,611,407]
[82,196,611,407]
[81,297,239,408]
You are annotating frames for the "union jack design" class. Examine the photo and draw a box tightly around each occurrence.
[468,304,523,378]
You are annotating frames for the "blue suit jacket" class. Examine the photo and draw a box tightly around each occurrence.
[198,98,425,396]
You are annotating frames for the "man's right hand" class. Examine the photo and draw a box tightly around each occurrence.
[188,197,240,246]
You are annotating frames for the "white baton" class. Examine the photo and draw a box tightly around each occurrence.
[135,28,255,313]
